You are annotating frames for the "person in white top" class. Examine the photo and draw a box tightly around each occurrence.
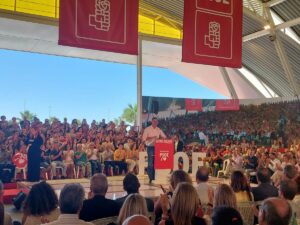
[195,167,214,206]
[44,183,93,225]
[230,148,244,172]
[142,117,166,183]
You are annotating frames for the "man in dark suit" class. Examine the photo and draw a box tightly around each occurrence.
[79,174,120,221]
[116,173,154,212]
[173,134,184,152]
[252,167,279,201]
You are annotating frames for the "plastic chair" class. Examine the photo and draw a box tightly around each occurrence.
[14,167,26,180]
[91,216,118,225]
[237,202,255,225]
[217,159,230,178]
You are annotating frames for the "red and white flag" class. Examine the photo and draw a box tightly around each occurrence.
[216,99,240,111]
[59,0,138,55]
[185,98,203,111]
[182,0,243,68]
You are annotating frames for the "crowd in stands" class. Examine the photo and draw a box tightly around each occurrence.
[0,100,300,225]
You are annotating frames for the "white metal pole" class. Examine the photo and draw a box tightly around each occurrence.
[137,37,143,131]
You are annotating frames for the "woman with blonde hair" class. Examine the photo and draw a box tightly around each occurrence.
[117,194,148,225]
[213,184,237,209]
[159,182,206,225]
[154,170,192,224]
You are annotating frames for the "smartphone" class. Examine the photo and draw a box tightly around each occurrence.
[160,185,166,193]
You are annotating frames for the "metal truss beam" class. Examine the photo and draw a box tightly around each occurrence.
[219,67,238,99]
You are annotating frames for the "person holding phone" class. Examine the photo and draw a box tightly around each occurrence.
[142,117,166,184]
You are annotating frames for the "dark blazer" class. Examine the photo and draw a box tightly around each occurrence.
[115,194,154,212]
[252,183,278,201]
[175,140,184,152]
[79,195,120,221]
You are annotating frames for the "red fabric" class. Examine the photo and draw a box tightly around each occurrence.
[182,0,243,68]
[3,183,17,190]
[59,0,138,55]
[185,99,203,111]
[3,189,20,204]
[216,99,240,111]
[154,140,174,169]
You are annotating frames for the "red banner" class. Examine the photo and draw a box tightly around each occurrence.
[216,99,240,111]
[185,99,203,111]
[59,0,138,55]
[182,0,243,68]
[154,140,174,169]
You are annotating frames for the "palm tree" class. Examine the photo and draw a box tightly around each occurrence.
[20,110,37,122]
[121,103,137,124]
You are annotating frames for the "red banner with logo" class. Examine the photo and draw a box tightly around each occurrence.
[154,140,174,169]
[59,0,138,55]
[182,0,243,68]
[216,99,240,111]
[185,99,203,111]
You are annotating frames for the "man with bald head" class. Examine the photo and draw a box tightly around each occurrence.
[122,215,151,225]
[258,198,292,225]
[79,174,120,221]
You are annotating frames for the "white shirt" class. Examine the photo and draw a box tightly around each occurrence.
[232,155,243,171]
[44,214,93,225]
[268,158,281,172]
[142,125,166,146]
[196,183,214,205]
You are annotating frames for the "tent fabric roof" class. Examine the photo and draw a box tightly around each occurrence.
[0,0,299,99]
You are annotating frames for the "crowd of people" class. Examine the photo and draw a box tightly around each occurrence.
[1,168,300,225]
[0,100,300,224]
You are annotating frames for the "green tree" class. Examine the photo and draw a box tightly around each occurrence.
[121,103,137,124]
[20,110,37,122]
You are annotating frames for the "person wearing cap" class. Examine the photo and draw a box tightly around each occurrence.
[142,117,166,183]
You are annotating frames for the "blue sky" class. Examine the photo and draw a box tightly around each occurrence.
[0,49,225,123]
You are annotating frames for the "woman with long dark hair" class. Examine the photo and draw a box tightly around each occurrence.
[22,181,59,225]
[230,170,253,202]
[27,126,43,182]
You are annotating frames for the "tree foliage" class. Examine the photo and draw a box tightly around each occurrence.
[121,103,137,124]
[20,110,37,122]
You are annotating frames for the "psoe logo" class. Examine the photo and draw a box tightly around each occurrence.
[160,150,169,162]
[89,0,111,31]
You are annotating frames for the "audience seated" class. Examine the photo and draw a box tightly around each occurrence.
[230,171,253,202]
[116,173,154,212]
[44,183,93,225]
[22,181,59,225]
[122,215,151,225]
[252,167,278,201]
[279,180,299,220]
[211,206,243,225]
[79,174,120,221]
[0,181,12,225]
[117,194,149,225]
[213,184,237,209]
[258,198,292,225]
[159,182,206,225]
[195,167,214,206]
[154,170,192,225]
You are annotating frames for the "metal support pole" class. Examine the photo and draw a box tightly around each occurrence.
[137,38,143,131]
[219,67,238,99]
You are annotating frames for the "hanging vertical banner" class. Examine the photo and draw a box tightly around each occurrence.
[59,0,138,55]
[185,98,203,111]
[216,99,240,111]
[182,0,243,68]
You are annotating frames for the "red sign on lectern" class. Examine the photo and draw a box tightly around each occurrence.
[154,140,174,169]
[59,0,138,55]
[182,0,243,68]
